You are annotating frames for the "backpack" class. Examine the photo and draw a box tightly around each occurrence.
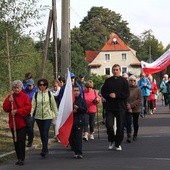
[167,82,170,94]
[33,90,52,117]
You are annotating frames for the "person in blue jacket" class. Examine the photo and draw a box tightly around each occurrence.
[23,79,37,147]
[137,73,152,117]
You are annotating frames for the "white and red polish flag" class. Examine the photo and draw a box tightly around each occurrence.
[55,69,73,147]
[141,49,170,75]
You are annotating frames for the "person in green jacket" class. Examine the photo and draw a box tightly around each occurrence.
[31,78,58,157]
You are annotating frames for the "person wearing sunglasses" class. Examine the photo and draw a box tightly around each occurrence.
[125,75,142,143]
[101,64,130,151]
[31,78,58,157]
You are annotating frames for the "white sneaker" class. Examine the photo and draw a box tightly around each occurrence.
[108,142,114,150]
[83,133,88,141]
[115,145,122,151]
[89,134,94,140]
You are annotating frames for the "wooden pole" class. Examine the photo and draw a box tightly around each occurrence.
[40,10,53,78]
[61,0,71,77]
[6,31,12,91]
[52,0,58,79]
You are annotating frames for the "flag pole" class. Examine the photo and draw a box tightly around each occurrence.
[11,93,17,142]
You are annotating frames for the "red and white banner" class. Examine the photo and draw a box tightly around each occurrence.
[141,49,170,75]
[55,70,73,147]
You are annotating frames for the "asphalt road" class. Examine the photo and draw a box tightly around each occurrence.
[1,101,170,170]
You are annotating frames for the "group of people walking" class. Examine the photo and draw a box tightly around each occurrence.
[2,64,170,166]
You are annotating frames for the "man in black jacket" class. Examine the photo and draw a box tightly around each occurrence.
[101,64,130,151]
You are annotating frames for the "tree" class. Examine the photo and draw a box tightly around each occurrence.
[136,30,164,61]
[71,41,88,76]
[0,0,46,32]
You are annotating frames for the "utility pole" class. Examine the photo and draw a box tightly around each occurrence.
[61,0,71,77]
[52,0,58,79]
[40,10,53,78]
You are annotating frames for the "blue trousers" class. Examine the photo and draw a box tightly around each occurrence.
[36,119,52,153]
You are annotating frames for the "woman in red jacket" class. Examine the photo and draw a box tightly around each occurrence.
[148,75,157,114]
[3,80,32,166]
[83,80,100,141]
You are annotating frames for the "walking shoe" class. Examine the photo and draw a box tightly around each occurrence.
[127,137,131,143]
[108,142,114,150]
[15,160,24,166]
[74,154,78,158]
[15,160,20,165]
[115,145,122,151]
[18,160,24,166]
[140,113,144,118]
[26,141,33,147]
[77,155,83,159]
[40,152,46,157]
[133,136,137,141]
[83,133,88,141]
[89,134,94,140]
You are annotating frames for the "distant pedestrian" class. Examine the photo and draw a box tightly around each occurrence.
[23,78,37,147]
[160,74,169,106]
[75,74,85,98]
[3,80,32,166]
[125,75,142,143]
[83,80,100,141]
[148,75,157,114]
[50,79,61,108]
[101,64,130,151]
[69,86,87,159]
[31,78,58,157]
[22,72,32,90]
[137,73,151,117]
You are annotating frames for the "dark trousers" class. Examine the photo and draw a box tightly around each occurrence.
[26,117,35,144]
[84,113,95,133]
[163,93,169,106]
[125,112,140,137]
[11,127,26,161]
[69,125,83,155]
[102,102,106,119]
[106,110,125,147]
[143,96,149,115]
[36,119,52,153]
[148,100,154,110]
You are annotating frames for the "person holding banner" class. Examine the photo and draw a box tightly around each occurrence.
[3,80,32,166]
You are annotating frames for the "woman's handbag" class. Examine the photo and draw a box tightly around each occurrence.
[24,115,32,128]
[13,97,32,128]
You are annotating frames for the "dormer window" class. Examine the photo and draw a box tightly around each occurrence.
[112,38,118,44]
[105,54,110,61]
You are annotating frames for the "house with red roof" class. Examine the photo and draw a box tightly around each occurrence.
[85,33,141,76]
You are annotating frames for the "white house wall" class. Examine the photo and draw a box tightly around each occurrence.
[90,50,141,76]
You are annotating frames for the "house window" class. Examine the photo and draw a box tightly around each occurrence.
[122,67,127,74]
[105,68,110,75]
[122,53,127,61]
[105,54,110,61]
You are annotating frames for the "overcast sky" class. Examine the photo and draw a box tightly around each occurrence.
[36,0,170,47]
